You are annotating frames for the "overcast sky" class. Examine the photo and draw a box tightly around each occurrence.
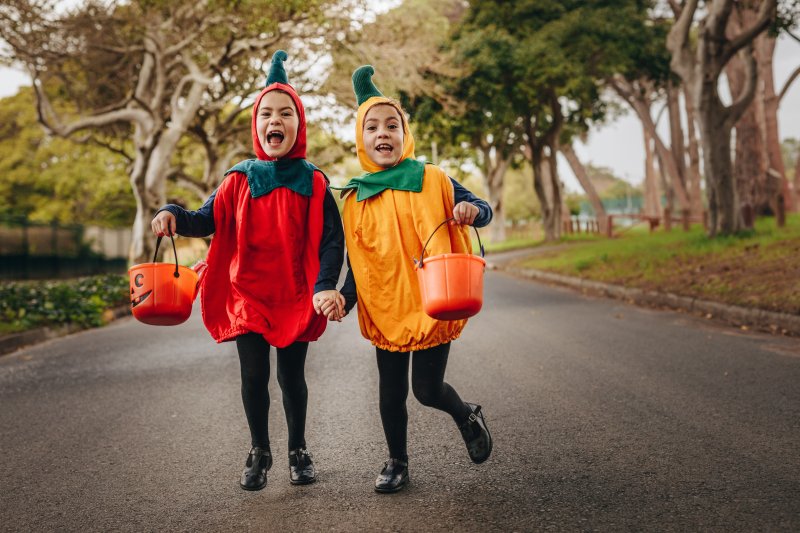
[0,34,797,192]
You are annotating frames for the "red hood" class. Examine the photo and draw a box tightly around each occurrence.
[251,82,307,161]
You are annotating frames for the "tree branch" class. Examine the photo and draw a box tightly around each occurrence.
[727,44,758,125]
[721,0,776,67]
[705,0,734,41]
[86,135,134,161]
[778,64,800,102]
[33,75,151,136]
[666,0,699,80]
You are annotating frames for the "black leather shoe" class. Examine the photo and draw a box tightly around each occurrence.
[459,403,493,464]
[240,447,272,491]
[374,458,409,493]
[289,448,317,485]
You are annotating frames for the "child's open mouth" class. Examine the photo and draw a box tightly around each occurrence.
[376,143,393,154]
[267,131,285,146]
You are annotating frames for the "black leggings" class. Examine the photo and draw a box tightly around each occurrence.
[235,333,309,452]
[376,342,473,461]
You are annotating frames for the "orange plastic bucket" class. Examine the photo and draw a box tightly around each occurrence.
[414,218,486,321]
[128,236,205,326]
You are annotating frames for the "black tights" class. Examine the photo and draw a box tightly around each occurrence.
[235,333,309,452]
[376,342,472,461]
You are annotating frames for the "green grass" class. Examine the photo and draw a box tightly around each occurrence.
[515,215,800,314]
[481,237,542,254]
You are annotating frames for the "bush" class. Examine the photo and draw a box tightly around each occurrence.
[0,274,129,334]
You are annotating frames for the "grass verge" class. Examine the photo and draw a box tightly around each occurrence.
[516,214,800,315]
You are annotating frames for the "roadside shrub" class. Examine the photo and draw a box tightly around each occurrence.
[0,274,128,334]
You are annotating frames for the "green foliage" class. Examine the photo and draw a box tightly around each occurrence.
[0,88,134,226]
[0,274,129,334]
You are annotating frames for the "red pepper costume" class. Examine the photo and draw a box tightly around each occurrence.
[200,58,327,348]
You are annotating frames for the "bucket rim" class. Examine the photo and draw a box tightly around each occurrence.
[416,252,486,267]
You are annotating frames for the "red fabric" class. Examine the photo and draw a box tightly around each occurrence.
[196,80,325,347]
[251,82,307,161]
[199,169,327,347]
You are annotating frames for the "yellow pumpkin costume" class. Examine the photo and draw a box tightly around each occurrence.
[342,76,473,352]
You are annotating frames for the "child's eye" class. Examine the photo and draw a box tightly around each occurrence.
[282,112,292,117]
[366,126,376,131]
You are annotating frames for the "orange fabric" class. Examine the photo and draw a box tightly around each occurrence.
[343,98,472,352]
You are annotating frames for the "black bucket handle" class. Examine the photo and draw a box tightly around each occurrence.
[414,217,484,268]
[153,235,181,278]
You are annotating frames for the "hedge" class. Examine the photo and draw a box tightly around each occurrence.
[0,274,129,334]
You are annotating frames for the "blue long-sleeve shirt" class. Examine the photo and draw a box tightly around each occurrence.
[157,186,345,293]
[339,177,493,312]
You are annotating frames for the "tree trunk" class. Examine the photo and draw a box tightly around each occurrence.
[683,85,704,218]
[524,98,563,242]
[796,151,800,208]
[755,31,793,214]
[477,139,513,242]
[610,76,690,210]
[698,93,740,235]
[642,125,662,218]
[547,145,563,240]
[561,142,608,233]
[666,80,688,199]
[726,46,764,229]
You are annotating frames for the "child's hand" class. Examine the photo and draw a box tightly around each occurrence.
[453,201,479,225]
[313,290,346,322]
[151,211,176,237]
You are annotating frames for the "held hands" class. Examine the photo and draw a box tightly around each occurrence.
[453,201,479,225]
[313,290,346,322]
[151,211,177,237]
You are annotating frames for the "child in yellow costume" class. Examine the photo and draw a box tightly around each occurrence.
[322,65,493,493]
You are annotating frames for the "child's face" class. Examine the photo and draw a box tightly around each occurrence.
[256,90,299,159]
[363,104,404,168]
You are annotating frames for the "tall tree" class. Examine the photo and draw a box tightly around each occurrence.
[456,1,619,241]
[0,0,346,263]
[0,88,134,226]
[666,0,778,236]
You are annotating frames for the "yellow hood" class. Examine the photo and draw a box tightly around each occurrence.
[355,96,416,173]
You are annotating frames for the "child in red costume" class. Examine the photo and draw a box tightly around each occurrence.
[151,50,343,491]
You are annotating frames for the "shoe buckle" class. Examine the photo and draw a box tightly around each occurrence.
[468,413,478,423]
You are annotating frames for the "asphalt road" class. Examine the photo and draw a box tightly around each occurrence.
[1,270,799,532]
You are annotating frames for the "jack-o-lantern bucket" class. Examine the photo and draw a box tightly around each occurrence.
[413,218,485,321]
[128,236,206,326]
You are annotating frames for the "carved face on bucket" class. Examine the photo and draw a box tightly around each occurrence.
[130,272,152,308]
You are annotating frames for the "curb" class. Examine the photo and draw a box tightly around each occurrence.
[0,305,131,357]
[502,266,800,337]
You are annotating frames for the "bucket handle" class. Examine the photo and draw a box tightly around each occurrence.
[153,235,181,279]
[415,217,484,268]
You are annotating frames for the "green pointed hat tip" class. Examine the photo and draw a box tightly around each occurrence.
[266,50,289,86]
[352,65,383,106]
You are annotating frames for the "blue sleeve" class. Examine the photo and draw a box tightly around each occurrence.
[450,177,493,228]
[339,254,358,313]
[314,187,345,293]
[157,190,217,237]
